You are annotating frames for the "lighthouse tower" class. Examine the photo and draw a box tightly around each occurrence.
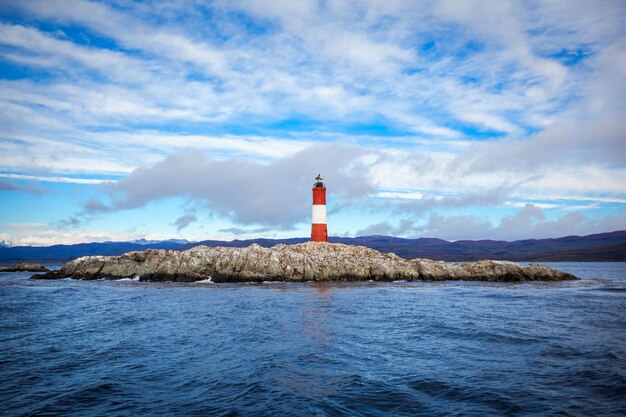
[311,174,328,242]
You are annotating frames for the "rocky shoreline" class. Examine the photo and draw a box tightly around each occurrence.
[31,242,577,283]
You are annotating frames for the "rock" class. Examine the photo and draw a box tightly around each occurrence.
[0,263,50,272]
[30,242,577,283]
[30,271,64,280]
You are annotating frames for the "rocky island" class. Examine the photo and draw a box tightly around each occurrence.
[31,242,576,282]
[1,263,50,272]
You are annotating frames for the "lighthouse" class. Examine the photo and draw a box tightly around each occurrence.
[311,174,328,242]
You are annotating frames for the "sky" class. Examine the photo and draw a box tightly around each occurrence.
[0,0,625,246]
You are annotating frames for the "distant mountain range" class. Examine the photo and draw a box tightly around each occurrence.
[1,231,624,263]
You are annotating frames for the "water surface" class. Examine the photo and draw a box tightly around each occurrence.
[1,262,625,416]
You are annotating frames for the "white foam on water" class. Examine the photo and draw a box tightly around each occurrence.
[195,277,213,283]
[118,275,140,282]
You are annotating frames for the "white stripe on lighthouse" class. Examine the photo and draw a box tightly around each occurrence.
[312,205,326,224]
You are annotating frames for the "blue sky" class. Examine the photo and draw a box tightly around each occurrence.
[0,0,625,245]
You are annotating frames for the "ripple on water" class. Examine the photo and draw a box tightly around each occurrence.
[0,262,625,416]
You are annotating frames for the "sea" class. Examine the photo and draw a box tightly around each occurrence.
[1,262,625,416]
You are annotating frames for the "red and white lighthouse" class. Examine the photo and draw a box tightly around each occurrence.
[311,174,328,242]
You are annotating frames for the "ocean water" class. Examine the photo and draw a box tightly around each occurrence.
[1,262,625,416]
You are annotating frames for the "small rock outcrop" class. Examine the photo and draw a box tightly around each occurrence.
[0,263,50,272]
[30,242,577,282]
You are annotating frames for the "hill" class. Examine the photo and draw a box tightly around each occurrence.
[327,232,626,261]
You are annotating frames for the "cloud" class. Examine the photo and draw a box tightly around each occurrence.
[451,37,626,178]
[393,186,512,214]
[56,197,110,228]
[0,22,155,84]
[84,197,110,214]
[4,0,622,151]
[415,213,493,241]
[414,204,626,241]
[217,226,274,236]
[0,180,19,191]
[0,222,172,246]
[0,178,46,194]
[83,144,373,229]
[65,138,624,236]
[2,0,228,76]
[172,213,197,231]
[56,215,82,229]
[355,222,394,236]
[459,113,626,174]
[0,173,114,184]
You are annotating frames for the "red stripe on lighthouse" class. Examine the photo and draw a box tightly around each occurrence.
[313,188,326,205]
[311,223,327,242]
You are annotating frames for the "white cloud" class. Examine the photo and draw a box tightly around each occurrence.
[0,222,175,246]
[4,0,229,76]
[0,127,313,175]
[2,0,594,138]
[78,144,373,229]
[374,191,425,200]
[2,0,622,143]
[0,173,114,184]
[0,23,156,84]
[414,204,626,241]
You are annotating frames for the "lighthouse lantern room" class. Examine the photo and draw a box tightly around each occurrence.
[311,174,328,242]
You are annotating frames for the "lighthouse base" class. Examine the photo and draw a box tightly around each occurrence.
[311,223,328,242]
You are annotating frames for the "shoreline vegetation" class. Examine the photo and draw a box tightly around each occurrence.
[30,242,577,283]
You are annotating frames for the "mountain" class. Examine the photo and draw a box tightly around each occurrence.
[328,232,626,261]
[130,239,193,245]
[190,232,626,261]
[0,231,624,263]
[0,240,190,263]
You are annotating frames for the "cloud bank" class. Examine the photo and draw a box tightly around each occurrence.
[86,144,373,229]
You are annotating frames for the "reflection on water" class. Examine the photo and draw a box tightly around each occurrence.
[281,282,339,398]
